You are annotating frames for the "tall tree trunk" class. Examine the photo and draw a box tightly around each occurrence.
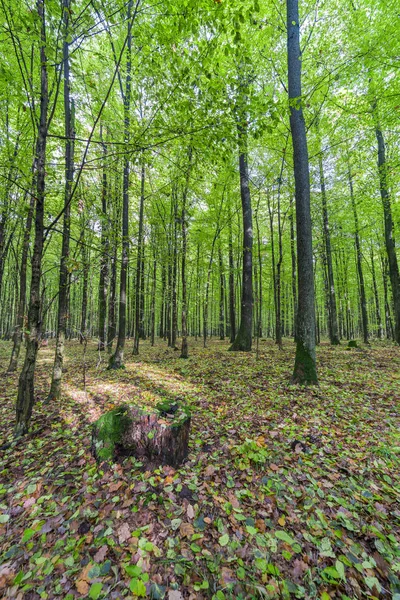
[107,236,118,352]
[319,152,339,345]
[109,0,132,368]
[370,247,383,339]
[228,209,236,343]
[289,194,297,339]
[8,191,35,372]
[229,122,253,351]
[133,162,145,355]
[171,191,178,348]
[218,246,225,341]
[348,167,369,344]
[150,253,156,347]
[79,198,90,343]
[15,0,49,434]
[98,131,108,351]
[374,119,400,344]
[180,147,192,359]
[47,0,74,401]
[287,0,317,383]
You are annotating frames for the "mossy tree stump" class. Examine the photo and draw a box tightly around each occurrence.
[91,401,191,468]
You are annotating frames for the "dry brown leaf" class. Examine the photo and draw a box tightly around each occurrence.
[180,522,194,538]
[118,523,131,544]
[94,544,108,563]
[186,504,195,519]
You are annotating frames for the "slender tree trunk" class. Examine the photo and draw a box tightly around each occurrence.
[287,0,317,383]
[374,120,400,344]
[228,210,236,343]
[218,246,225,340]
[8,191,35,372]
[48,0,74,401]
[370,247,383,339]
[107,238,117,352]
[15,0,49,434]
[229,122,253,351]
[133,162,145,355]
[289,194,297,339]
[170,192,178,349]
[180,147,192,358]
[159,262,166,338]
[98,131,108,351]
[150,253,156,347]
[348,167,369,344]
[109,0,132,368]
[80,212,89,343]
[319,153,339,345]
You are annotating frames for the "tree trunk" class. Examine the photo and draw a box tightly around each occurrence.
[133,162,145,355]
[8,191,35,372]
[348,167,369,344]
[319,152,339,345]
[48,0,74,401]
[229,123,253,352]
[98,131,108,351]
[228,210,236,343]
[15,0,49,435]
[180,147,192,359]
[109,0,132,368]
[287,0,317,384]
[374,120,400,344]
[289,194,297,339]
[370,247,383,339]
[218,246,225,340]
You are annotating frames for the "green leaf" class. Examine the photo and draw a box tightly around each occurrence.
[171,518,182,531]
[335,559,345,580]
[22,528,35,543]
[0,514,9,523]
[125,564,142,578]
[275,530,296,546]
[129,578,146,596]
[218,533,229,546]
[89,583,103,600]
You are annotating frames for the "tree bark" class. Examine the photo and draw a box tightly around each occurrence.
[133,162,145,355]
[8,191,35,373]
[287,0,317,383]
[348,167,369,344]
[180,147,192,359]
[319,152,339,345]
[374,120,400,344]
[48,0,74,401]
[98,130,108,351]
[15,0,49,434]
[229,122,253,352]
[109,0,132,368]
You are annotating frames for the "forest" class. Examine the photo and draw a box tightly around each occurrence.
[0,0,399,598]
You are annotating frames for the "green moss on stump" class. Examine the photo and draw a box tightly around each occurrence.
[347,340,358,348]
[91,405,131,461]
[92,401,191,466]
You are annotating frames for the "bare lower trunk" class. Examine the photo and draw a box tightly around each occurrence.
[287,0,317,384]
[109,0,132,369]
[48,0,74,401]
[16,0,48,435]
[229,123,253,352]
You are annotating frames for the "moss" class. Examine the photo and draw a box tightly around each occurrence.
[347,340,358,348]
[291,341,318,385]
[155,401,191,427]
[92,405,131,461]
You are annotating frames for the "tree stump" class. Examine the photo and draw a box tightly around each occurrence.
[91,401,191,468]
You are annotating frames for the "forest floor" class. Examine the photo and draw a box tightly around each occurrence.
[0,338,399,600]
